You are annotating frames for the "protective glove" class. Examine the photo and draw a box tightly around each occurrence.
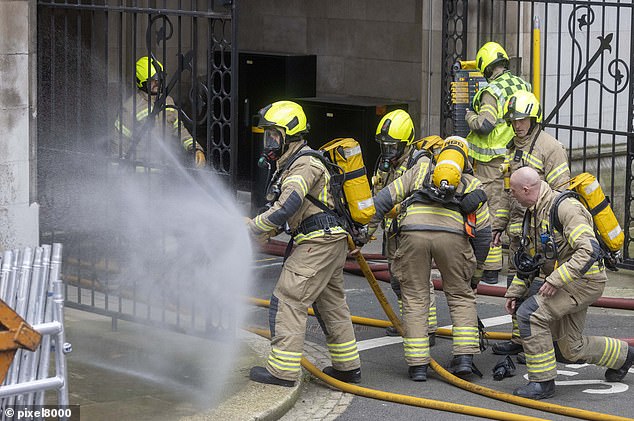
[195,150,206,168]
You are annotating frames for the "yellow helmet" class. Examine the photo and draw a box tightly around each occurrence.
[375,109,415,145]
[504,91,542,123]
[135,56,164,89]
[475,42,509,77]
[257,100,308,138]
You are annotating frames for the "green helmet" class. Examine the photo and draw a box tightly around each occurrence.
[504,91,543,123]
[476,42,509,77]
[258,100,309,138]
[135,56,163,89]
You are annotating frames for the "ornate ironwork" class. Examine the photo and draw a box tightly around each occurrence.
[441,0,634,268]
[36,1,238,336]
[440,0,469,138]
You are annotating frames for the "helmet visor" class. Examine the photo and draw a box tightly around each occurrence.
[379,141,403,161]
[263,127,285,152]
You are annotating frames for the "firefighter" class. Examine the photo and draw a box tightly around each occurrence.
[491,91,570,356]
[113,56,206,168]
[246,101,361,387]
[506,167,634,399]
[371,109,438,342]
[367,136,492,382]
[465,42,531,285]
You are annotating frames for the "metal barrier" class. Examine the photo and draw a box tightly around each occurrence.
[0,244,69,414]
[440,0,634,268]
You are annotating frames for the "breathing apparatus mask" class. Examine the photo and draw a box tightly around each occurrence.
[513,211,557,280]
[377,140,405,172]
[258,127,286,165]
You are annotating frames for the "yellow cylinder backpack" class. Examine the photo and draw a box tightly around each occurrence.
[552,172,623,270]
[320,138,376,225]
[567,173,624,252]
[432,135,469,192]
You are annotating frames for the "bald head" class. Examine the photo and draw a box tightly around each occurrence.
[509,166,542,207]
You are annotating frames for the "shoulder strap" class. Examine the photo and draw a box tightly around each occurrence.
[406,148,430,169]
[549,190,579,233]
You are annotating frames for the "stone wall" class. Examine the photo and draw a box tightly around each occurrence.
[0,0,39,250]
[237,0,444,137]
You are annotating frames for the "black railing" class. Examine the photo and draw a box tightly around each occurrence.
[37,0,239,337]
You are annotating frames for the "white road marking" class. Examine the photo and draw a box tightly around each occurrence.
[439,314,512,329]
[357,314,512,351]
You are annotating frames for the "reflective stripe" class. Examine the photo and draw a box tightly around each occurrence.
[521,151,543,170]
[484,246,503,264]
[555,263,574,285]
[319,165,330,204]
[495,208,509,219]
[394,178,405,200]
[254,214,278,232]
[586,263,601,275]
[452,326,479,346]
[413,162,429,189]
[568,224,593,247]
[406,206,463,224]
[476,206,490,224]
[479,103,497,116]
[268,347,302,372]
[511,276,526,288]
[526,349,557,374]
[182,137,194,150]
[282,175,309,196]
[509,222,523,235]
[403,337,430,358]
[512,319,521,338]
[464,178,480,193]
[469,143,507,157]
[598,337,623,368]
[428,307,437,326]
[136,108,150,120]
[114,118,132,138]
[293,226,347,244]
[328,340,359,362]
[546,162,569,185]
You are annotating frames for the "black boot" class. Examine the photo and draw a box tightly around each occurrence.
[385,325,400,336]
[449,354,475,376]
[605,346,634,382]
[408,365,428,382]
[323,366,361,383]
[249,366,295,387]
[481,270,499,284]
[492,340,524,355]
[513,380,555,400]
[516,352,526,365]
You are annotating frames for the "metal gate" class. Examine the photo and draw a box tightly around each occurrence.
[441,0,634,268]
[36,0,239,337]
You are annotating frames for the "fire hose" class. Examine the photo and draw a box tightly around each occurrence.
[261,239,634,330]
[248,237,634,420]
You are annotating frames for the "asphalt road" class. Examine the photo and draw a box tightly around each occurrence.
[249,252,634,420]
